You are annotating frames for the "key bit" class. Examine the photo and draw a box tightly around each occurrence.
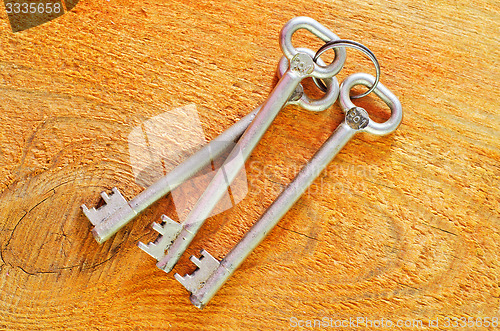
[138,215,182,260]
[174,250,220,294]
[175,72,403,309]
[148,45,341,274]
[83,41,339,245]
[82,106,261,243]
[81,188,132,226]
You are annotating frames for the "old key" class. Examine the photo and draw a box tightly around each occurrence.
[141,17,347,273]
[175,72,403,308]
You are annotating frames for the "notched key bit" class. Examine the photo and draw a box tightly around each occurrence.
[174,250,220,294]
[145,44,342,274]
[81,188,133,226]
[81,109,259,244]
[138,215,182,260]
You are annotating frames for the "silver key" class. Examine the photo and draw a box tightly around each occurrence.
[81,32,341,245]
[143,17,347,273]
[139,44,341,261]
[175,72,403,308]
[82,107,258,243]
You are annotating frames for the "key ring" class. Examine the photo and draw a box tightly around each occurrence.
[313,39,380,99]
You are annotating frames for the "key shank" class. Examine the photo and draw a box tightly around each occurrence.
[177,74,403,309]
[156,53,316,272]
[188,118,359,308]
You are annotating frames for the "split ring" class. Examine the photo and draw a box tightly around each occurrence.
[313,39,380,99]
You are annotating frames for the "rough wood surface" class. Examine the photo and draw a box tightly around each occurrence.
[0,0,499,330]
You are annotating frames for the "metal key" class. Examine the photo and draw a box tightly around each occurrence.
[175,72,403,308]
[82,108,257,243]
[138,44,341,261]
[139,17,347,272]
[81,39,340,244]
[139,17,345,272]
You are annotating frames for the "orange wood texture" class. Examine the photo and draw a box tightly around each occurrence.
[0,0,498,330]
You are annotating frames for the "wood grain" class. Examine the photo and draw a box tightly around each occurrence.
[0,0,498,329]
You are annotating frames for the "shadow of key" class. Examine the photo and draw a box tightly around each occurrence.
[5,0,79,32]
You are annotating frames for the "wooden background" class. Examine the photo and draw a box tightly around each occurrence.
[0,0,498,329]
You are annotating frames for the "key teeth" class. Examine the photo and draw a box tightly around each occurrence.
[137,241,153,255]
[190,255,202,268]
[151,222,164,233]
[175,250,220,294]
[160,214,176,225]
[138,215,182,261]
[156,215,181,236]
[175,272,199,294]
[138,239,166,260]
[81,203,100,226]
[81,187,129,226]
[200,249,218,262]
[100,191,110,202]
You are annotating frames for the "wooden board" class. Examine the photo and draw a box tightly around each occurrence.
[0,0,498,329]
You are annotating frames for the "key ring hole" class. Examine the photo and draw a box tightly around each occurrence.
[301,77,328,98]
[313,40,381,99]
[290,29,337,64]
[346,89,392,124]
[279,17,347,79]
[340,73,402,136]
